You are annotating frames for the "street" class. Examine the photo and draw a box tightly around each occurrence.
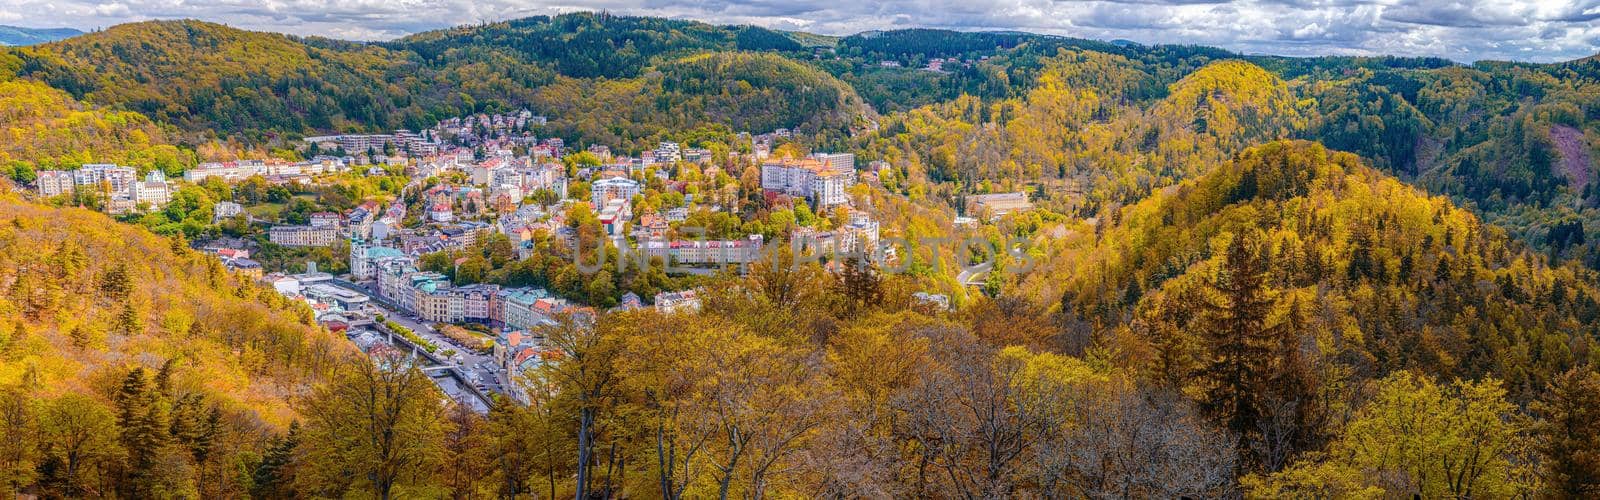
[336,280,514,400]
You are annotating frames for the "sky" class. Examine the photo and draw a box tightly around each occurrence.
[1,0,1597,62]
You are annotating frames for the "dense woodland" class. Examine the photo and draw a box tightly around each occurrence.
[0,11,1599,499]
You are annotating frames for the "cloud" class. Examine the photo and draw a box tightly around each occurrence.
[0,0,1595,62]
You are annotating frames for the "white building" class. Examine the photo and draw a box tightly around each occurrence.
[35,164,137,197]
[268,225,339,247]
[214,201,244,221]
[130,171,172,207]
[761,159,853,209]
[73,164,138,194]
[591,176,642,207]
[811,152,856,174]
[34,170,76,198]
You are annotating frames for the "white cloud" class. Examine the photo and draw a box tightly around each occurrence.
[0,0,1595,62]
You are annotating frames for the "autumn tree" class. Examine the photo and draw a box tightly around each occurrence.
[691,324,833,499]
[37,394,119,498]
[539,312,618,499]
[1251,372,1532,498]
[1002,348,1236,498]
[298,353,447,499]
[894,325,1036,497]
[0,388,39,496]
[441,403,491,499]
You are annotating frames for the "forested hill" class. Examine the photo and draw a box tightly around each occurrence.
[8,20,434,139]
[1029,140,1600,398]
[865,49,1600,269]
[0,78,192,178]
[2,15,871,150]
[0,191,349,421]
[391,14,806,79]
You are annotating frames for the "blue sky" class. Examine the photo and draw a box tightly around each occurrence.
[1,0,1597,62]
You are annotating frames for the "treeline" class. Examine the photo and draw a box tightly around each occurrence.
[1033,140,1600,395]
[862,55,1305,222]
[530,52,869,152]
[2,15,866,151]
[3,145,1600,496]
[394,13,804,79]
[7,20,447,142]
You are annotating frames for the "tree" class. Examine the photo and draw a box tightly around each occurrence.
[485,398,535,498]
[0,389,40,496]
[298,353,447,500]
[252,421,302,500]
[611,311,713,500]
[677,320,832,500]
[1531,368,1600,498]
[1254,372,1531,498]
[38,394,119,498]
[539,312,617,500]
[894,325,1034,497]
[113,367,170,499]
[99,262,132,301]
[441,403,491,499]
[833,256,883,318]
[1196,231,1305,470]
[115,302,145,336]
[999,348,1237,499]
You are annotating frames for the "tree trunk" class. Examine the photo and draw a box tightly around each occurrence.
[576,408,593,500]
[656,424,674,500]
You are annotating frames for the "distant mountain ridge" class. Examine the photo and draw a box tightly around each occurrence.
[0,25,83,46]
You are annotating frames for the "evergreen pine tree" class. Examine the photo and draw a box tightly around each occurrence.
[1532,368,1600,498]
[114,367,170,498]
[833,256,883,317]
[1198,231,1288,470]
[100,263,132,302]
[252,421,301,499]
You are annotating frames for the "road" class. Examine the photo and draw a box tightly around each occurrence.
[957,262,992,286]
[332,280,513,399]
[365,301,509,397]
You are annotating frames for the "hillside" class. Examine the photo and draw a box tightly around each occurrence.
[1285,59,1600,266]
[2,13,1595,267]
[1,15,865,150]
[0,25,82,46]
[2,13,1600,499]
[1027,140,1599,397]
[0,192,352,496]
[393,13,804,79]
[0,191,349,421]
[8,20,433,141]
[0,78,193,179]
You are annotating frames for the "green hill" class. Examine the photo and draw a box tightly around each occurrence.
[3,15,866,151]
[0,78,192,178]
[8,20,433,141]
[1029,140,1599,397]
[393,13,805,79]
